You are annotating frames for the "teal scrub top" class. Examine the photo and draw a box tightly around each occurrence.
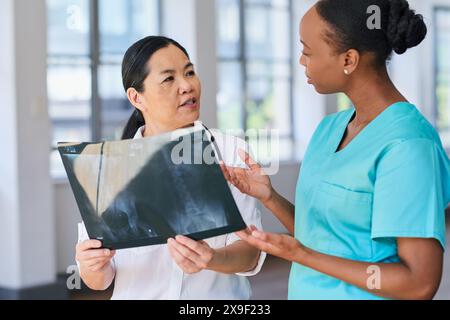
[289,102,450,300]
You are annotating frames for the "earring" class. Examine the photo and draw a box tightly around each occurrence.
[344,69,350,75]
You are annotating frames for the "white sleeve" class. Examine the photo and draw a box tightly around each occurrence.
[222,137,266,277]
[226,187,267,277]
[76,222,89,270]
[77,222,90,243]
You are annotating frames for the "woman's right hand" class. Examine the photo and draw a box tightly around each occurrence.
[220,149,273,205]
[75,240,116,273]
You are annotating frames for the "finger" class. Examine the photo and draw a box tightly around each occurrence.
[235,169,252,183]
[222,166,241,188]
[170,238,207,267]
[236,231,249,241]
[235,227,252,241]
[242,235,278,255]
[168,238,200,262]
[85,256,111,269]
[232,173,250,192]
[232,168,250,185]
[219,162,232,181]
[175,235,209,256]
[168,240,199,272]
[78,248,112,261]
[251,230,283,246]
[227,167,237,182]
[77,240,103,252]
[89,259,112,272]
[173,237,208,262]
[233,169,253,190]
[238,149,260,170]
[167,241,186,264]
[228,169,243,189]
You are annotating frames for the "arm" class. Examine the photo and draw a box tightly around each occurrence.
[209,240,261,274]
[300,237,443,300]
[238,229,444,300]
[168,236,261,275]
[76,240,116,291]
[262,190,295,235]
[220,150,295,234]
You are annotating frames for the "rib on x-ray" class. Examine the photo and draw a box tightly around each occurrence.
[58,128,246,250]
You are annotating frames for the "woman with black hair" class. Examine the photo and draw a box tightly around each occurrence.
[223,0,450,300]
[75,36,266,300]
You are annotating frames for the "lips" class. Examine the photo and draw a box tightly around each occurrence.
[179,97,198,108]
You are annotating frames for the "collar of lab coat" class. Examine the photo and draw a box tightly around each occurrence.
[133,121,204,140]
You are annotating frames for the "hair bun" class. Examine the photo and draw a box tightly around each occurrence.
[386,0,427,54]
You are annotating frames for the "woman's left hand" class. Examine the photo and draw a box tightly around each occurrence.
[236,226,306,263]
[167,235,216,274]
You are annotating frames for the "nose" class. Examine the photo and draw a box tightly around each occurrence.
[299,54,306,67]
[178,77,194,95]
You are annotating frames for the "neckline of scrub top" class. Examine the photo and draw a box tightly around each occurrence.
[333,101,415,155]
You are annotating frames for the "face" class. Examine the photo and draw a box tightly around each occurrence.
[299,6,349,94]
[132,44,201,133]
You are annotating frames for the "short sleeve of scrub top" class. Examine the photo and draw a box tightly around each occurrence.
[288,102,450,300]
[372,138,448,249]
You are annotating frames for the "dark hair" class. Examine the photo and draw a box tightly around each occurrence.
[315,0,427,66]
[121,36,190,140]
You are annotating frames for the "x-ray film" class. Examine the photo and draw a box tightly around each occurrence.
[58,128,246,250]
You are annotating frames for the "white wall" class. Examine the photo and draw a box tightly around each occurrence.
[0,0,21,288]
[0,0,55,289]
[162,0,218,128]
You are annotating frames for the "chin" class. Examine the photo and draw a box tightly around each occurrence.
[314,85,338,95]
[180,111,200,126]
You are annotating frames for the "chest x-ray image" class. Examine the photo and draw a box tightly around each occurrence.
[58,129,246,250]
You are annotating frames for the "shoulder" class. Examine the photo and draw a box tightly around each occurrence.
[381,103,444,150]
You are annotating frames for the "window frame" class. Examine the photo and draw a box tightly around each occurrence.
[217,0,296,153]
[48,0,163,147]
[433,6,450,150]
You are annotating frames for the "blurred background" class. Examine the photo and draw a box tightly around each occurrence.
[0,0,449,300]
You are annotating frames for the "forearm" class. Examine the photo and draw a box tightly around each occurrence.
[80,262,115,291]
[263,189,295,234]
[207,241,261,274]
[298,247,438,300]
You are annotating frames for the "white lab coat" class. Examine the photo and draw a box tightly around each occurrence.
[77,121,266,300]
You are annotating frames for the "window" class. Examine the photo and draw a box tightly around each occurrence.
[216,0,294,161]
[47,0,160,177]
[435,7,450,149]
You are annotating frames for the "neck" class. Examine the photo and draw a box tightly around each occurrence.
[344,66,407,125]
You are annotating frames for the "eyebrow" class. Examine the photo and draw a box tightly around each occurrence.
[300,40,310,49]
[160,62,194,75]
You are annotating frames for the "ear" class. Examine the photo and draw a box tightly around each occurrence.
[342,49,360,75]
[126,88,146,113]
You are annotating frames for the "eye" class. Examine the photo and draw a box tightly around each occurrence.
[186,70,196,77]
[302,51,310,57]
[162,76,174,83]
